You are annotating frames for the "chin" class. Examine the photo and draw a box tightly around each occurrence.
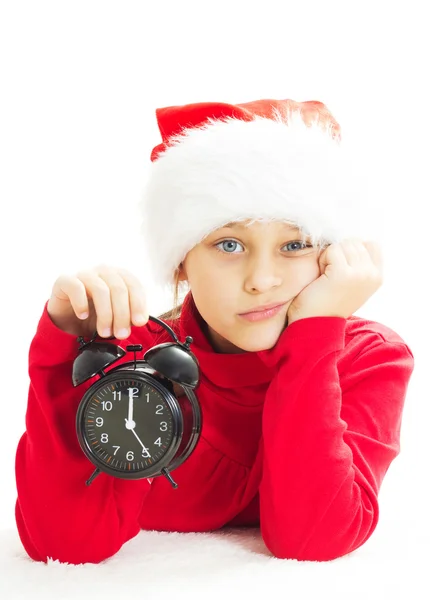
[234,326,285,353]
[248,340,279,352]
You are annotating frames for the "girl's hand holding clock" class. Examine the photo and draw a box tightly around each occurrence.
[47,265,199,487]
[287,238,384,325]
[47,264,150,340]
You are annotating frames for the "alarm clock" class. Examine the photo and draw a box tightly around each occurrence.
[72,315,202,489]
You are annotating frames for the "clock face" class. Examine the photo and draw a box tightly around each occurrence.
[79,376,175,474]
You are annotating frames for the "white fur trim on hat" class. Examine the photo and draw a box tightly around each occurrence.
[139,109,373,290]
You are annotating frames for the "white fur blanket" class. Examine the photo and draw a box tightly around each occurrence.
[0,513,427,600]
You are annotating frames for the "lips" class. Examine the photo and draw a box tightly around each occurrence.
[239,302,286,316]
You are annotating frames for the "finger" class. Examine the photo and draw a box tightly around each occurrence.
[363,240,384,277]
[96,266,131,339]
[344,239,383,282]
[318,242,349,274]
[53,276,90,319]
[348,238,374,258]
[76,270,113,337]
[116,268,149,326]
[339,238,367,267]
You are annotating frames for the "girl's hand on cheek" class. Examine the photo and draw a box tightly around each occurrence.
[286,238,384,325]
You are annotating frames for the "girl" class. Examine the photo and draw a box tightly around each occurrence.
[15,98,414,565]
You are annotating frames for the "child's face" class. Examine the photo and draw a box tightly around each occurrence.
[178,220,322,353]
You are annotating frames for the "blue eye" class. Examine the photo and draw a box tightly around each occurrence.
[285,241,309,252]
[213,239,312,254]
[215,240,243,253]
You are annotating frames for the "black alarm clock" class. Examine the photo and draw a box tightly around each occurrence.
[72,315,202,489]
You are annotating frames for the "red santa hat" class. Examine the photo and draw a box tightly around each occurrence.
[139,98,372,290]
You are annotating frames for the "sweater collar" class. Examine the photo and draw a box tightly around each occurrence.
[178,291,276,389]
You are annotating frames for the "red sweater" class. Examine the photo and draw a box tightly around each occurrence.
[15,291,414,564]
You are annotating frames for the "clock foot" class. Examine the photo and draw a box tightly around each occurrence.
[161,467,178,489]
[85,468,102,486]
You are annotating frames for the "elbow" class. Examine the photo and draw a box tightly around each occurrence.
[262,495,379,562]
[263,524,375,562]
[19,531,127,566]
[264,536,362,562]
[15,498,138,565]
[46,545,122,566]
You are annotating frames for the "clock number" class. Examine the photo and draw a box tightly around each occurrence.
[160,422,167,431]
[101,433,108,443]
[126,451,134,461]
[101,401,112,411]
[113,391,122,401]
[155,405,163,415]
[96,417,103,427]
[112,446,120,455]
[154,437,162,446]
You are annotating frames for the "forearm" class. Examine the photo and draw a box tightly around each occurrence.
[257,317,384,561]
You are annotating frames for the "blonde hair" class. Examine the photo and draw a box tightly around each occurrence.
[156,267,185,322]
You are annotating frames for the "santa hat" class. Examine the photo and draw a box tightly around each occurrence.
[139,98,373,291]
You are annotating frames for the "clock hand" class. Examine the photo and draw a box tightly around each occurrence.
[126,423,151,458]
[128,394,134,422]
[125,391,135,429]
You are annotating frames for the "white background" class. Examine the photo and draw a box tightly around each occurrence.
[0,0,428,560]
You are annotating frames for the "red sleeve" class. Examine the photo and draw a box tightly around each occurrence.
[15,301,151,564]
[256,317,414,561]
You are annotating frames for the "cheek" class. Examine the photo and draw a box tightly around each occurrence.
[187,261,233,305]
[293,261,321,290]
[189,277,234,329]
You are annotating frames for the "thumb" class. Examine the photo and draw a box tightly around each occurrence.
[317,246,330,276]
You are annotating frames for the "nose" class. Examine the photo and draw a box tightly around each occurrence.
[243,252,283,293]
